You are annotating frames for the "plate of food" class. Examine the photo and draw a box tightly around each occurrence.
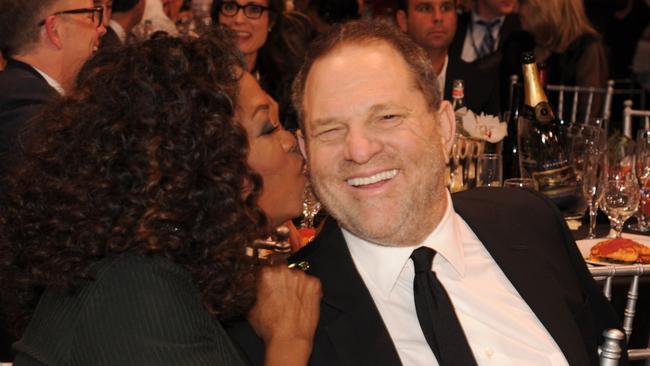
[576,234,650,265]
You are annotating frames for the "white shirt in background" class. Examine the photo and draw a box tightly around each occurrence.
[132,0,179,40]
[344,191,569,366]
[438,55,449,99]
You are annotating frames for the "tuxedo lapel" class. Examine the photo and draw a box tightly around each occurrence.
[453,195,591,366]
[295,219,402,366]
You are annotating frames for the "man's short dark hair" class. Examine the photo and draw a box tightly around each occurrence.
[0,0,58,56]
[397,0,457,12]
[291,19,441,131]
[112,0,140,13]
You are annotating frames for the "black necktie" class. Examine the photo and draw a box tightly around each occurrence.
[411,247,477,366]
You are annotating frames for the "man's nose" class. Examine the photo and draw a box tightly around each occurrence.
[342,127,382,164]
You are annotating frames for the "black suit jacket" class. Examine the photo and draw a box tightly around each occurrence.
[449,12,521,64]
[444,57,500,115]
[0,59,57,175]
[100,26,122,49]
[227,188,625,366]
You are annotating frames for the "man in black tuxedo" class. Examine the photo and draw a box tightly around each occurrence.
[0,0,106,174]
[227,20,625,366]
[396,0,499,115]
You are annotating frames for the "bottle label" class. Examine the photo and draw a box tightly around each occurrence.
[452,88,464,99]
[522,102,554,124]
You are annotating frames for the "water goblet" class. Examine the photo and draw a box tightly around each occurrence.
[628,129,650,232]
[476,153,502,187]
[600,137,641,238]
[504,178,538,190]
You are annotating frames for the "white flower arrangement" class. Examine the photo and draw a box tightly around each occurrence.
[458,108,507,143]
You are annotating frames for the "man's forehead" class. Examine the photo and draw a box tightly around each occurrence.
[310,40,406,76]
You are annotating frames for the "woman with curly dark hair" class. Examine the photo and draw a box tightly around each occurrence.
[0,29,320,365]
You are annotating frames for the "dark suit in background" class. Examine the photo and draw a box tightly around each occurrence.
[450,12,521,112]
[100,26,122,49]
[0,59,57,175]
[0,58,57,362]
[227,188,625,366]
[444,57,500,115]
[449,12,521,64]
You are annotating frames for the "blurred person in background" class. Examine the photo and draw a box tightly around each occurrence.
[396,0,500,114]
[504,0,608,89]
[0,29,320,365]
[95,0,113,28]
[0,0,106,172]
[101,0,146,47]
[500,0,608,120]
[450,0,519,63]
[212,0,313,130]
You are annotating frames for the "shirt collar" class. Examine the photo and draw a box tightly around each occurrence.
[344,191,466,299]
[30,65,65,95]
[471,10,505,26]
[109,20,127,43]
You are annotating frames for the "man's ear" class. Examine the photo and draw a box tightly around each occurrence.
[43,16,64,49]
[396,10,408,33]
[437,100,456,162]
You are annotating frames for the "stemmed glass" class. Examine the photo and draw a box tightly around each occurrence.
[628,130,650,232]
[582,153,605,238]
[600,137,641,238]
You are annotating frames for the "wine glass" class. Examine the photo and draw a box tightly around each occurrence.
[561,124,604,220]
[578,125,607,238]
[628,129,650,232]
[600,137,641,238]
[582,150,605,239]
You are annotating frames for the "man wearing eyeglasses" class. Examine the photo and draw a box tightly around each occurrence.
[0,0,106,174]
[101,0,146,48]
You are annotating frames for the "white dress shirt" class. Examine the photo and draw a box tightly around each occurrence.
[437,55,449,99]
[31,66,64,95]
[109,19,128,43]
[344,191,569,366]
[461,12,506,63]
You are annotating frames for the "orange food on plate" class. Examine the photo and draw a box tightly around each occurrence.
[589,237,650,264]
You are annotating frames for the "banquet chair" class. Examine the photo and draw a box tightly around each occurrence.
[591,264,650,364]
[546,80,614,126]
[623,100,650,139]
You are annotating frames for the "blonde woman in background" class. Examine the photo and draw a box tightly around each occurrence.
[518,0,608,88]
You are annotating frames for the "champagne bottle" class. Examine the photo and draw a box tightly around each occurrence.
[503,82,521,179]
[518,52,576,210]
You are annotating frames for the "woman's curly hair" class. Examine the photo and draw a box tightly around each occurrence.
[0,28,267,335]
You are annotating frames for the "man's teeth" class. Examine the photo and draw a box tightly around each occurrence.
[347,169,398,187]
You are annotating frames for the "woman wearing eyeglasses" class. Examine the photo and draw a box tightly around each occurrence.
[0,29,319,366]
[211,0,313,131]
